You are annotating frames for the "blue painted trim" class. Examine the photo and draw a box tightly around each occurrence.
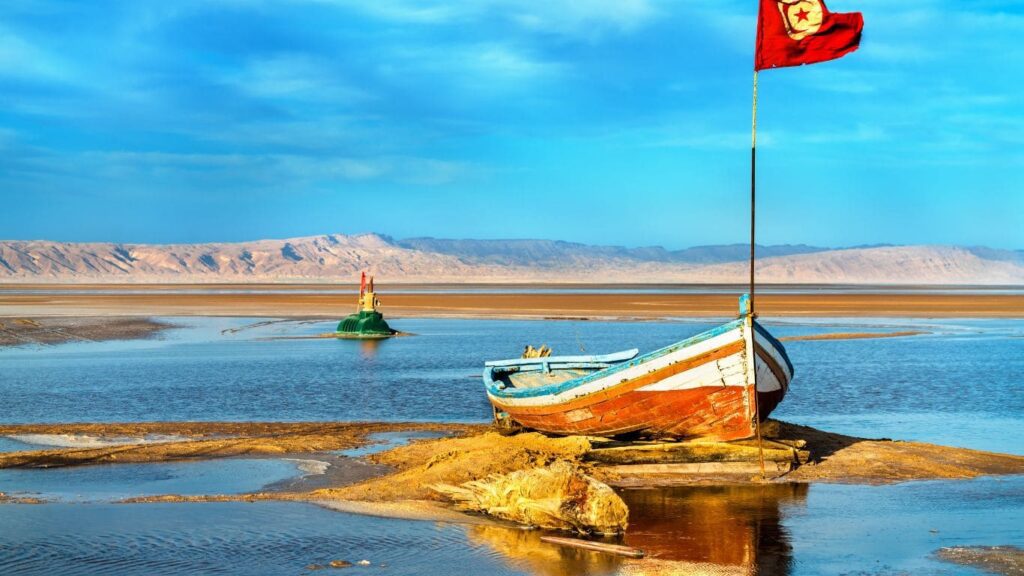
[485,348,639,368]
[752,321,795,376]
[485,318,745,400]
[739,293,751,316]
[492,362,621,375]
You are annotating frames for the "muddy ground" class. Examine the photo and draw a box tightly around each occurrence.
[0,316,172,347]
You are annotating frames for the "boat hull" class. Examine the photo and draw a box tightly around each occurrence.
[485,317,792,442]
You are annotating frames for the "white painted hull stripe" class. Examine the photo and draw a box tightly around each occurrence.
[492,328,744,408]
[755,358,783,392]
[636,351,747,392]
[754,332,792,382]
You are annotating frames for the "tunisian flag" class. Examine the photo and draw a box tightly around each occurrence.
[755,0,863,70]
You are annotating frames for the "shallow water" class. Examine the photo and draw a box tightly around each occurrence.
[1,478,1021,575]
[0,458,302,502]
[1,316,1021,452]
[1,315,1022,575]
[0,501,522,575]
[0,436,36,452]
[0,433,189,451]
[618,477,1024,575]
[337,430,448,458]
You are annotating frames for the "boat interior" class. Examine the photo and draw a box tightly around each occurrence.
[486,349,639,391]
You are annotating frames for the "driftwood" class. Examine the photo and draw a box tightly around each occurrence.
[586,439,809,466]
[601,460,793,479]
[539,536,645,558]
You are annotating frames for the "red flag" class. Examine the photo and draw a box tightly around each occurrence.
[755,0,863,70]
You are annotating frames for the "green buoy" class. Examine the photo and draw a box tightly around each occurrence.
[336,272,397,339]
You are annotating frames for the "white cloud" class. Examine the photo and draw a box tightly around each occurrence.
[648,130,754,150]
[295,0,657,38]
[794,69,894,94]
[230,54,371,103]
[382,41,567,88]
[794,124,887,144]
[859,41,934,63]
[505,0,656,37]
[0,27,71,81]
[8,149,474,188]
[466,45,564,78]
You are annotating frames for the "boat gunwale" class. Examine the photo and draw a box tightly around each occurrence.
[491,362,623,376]
[752,322,795,375]
[484,317,747,400]
[484,348,639,368]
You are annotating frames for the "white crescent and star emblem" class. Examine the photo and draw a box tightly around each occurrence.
[776,0,824,40]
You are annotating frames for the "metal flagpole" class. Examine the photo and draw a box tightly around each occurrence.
[750,68,767,479]
[750,70,758,315]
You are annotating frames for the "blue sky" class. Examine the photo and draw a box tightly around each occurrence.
[1,0,1021,248]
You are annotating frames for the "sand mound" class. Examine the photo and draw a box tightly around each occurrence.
[433,460,629,534]
[314,432,592,502]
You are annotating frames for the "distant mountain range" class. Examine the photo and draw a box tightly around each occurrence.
[0,234,1022,284]
[394,237,832,266]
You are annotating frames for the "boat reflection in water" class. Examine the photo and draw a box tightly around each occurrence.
[621,483,807,575]
[465,483,807,576]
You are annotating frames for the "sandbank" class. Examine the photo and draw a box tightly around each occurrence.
[0,316,171,346]
[1,420,1021,487]
[1,286,1022,319]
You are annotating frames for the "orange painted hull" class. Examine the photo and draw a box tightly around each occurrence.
[494,386,785,442]
[486,315,792,441]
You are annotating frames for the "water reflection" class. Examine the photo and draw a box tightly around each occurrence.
[465,525,624,576]
[465,483,807,576]
[621,483,806,575]
[359,339,382,359]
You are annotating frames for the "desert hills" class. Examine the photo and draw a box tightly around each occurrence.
[0,234,1021,284]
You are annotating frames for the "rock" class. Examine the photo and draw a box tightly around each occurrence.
[328,560,353,568]
[306,564,325,571]
[433,460,628,534]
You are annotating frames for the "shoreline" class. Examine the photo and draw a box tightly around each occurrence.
[2,420,1021,484]
[2,290,1023,318]
[3,420,1023,552]
[3,281,1022,290]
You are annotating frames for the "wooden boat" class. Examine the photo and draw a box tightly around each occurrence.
[483,295,792,442]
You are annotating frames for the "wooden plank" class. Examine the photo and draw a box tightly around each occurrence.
[539,536,645,558]
[602,461,792,476]
[587,440,797,464]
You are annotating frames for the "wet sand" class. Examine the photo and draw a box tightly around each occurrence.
[0,422,483,469]
[936,546,1024,575]
[2,420,1021,488]
[4,419,1022,553]
[0,316,171,347]
[1,287,1022,318]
